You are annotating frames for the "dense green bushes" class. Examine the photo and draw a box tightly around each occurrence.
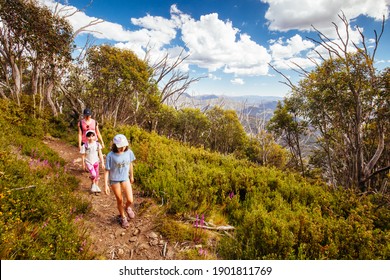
[0,100,94,259]
[1,100,389,259]
[106,125,390,259]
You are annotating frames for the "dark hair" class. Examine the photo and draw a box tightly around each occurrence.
[111,144,129,153]
[86,131,95,137]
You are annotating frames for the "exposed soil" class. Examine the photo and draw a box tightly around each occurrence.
[43,136,182,260]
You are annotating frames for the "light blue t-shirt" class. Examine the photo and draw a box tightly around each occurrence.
[105,150,136,181]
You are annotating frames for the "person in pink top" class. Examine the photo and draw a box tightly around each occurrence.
[78,108,105,151]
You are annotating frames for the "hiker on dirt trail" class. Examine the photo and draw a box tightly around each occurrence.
[80,130,105,194]
[104,134,136,229]
[78,108,105,151]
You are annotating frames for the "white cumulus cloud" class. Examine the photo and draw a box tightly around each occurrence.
[261,0,389,32]
[38,1,272,77]
[181,13,271,75]
[231,78,245,85]
[38,0,389,80]
[263,0,389,70]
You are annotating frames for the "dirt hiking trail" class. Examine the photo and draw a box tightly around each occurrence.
[44,136,182,260]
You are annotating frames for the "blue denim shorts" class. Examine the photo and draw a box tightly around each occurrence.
[110,179,130,186]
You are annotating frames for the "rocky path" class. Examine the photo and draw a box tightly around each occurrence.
[43,136,181,260]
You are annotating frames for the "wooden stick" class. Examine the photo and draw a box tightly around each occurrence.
[186,215,235,231]
[194,224,235,231]
[11,185,36,191]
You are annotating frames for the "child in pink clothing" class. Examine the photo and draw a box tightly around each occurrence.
[80,130,105,193]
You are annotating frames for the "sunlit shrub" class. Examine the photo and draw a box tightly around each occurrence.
[0,102,95,259]
[100,124,390,259]
[3,102,386,260]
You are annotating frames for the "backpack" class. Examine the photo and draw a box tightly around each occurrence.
[84,141,100,152]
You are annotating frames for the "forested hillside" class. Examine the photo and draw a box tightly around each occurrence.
[1,101,389,259]
[0,0,389,259]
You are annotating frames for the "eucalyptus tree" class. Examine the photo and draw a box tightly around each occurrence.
[153,104,178,137]
[85,45,158,127]
[0,0,29,104]
[0,0,73,115]
[270,13,389,191]
[29,2,73,115]
[206,107,248,155]
[245,130,288,169]
[267,99,308,176]
[175,107,210,146]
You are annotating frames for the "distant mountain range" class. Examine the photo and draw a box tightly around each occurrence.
[176,93,283,117]
[184,93,283,102]
[173,94,284,134]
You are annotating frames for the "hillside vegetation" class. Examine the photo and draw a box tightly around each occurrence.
[114,124,390,259]
[1,100,388,259]
[0,101,94,259]
[0,1,389,260]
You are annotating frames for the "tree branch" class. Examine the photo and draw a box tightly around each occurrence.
[361,165,390,184]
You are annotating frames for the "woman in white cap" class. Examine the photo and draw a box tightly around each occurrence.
[104,134,136,229]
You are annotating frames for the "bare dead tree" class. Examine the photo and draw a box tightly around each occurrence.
[60,34,97,118]
[52,1,105,117]
[53,1,104,40]
[146,48,205,106]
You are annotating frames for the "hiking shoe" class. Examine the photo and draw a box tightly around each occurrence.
[120,216,129,229]
[126,207,135,219]
[91,183,101,193]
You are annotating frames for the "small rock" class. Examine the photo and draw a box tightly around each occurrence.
[129,237,138,242]
[149,232,158,239]
[137,243,150,251]
[117,248,125,256]
[149,239,159,246]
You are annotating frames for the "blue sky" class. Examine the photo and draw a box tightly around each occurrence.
[40,0,390,98]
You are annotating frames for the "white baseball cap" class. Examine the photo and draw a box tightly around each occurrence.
[86,130,95,136]
[113,134,129,148]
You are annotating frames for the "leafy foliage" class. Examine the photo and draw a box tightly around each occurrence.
[0,100,95,259]
[269,16,390,192]
[0,0,73,113]
[102,124,390,259]
[84,45,159,127]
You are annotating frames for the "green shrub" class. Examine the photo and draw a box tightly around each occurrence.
[0,101,95,259]
[2,103,386,260]
[102,124,390,260]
